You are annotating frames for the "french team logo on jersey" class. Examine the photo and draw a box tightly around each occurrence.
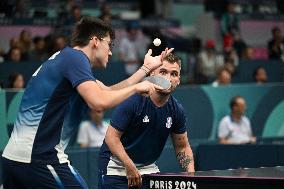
[143,115,149,123]
[166,117,172,128]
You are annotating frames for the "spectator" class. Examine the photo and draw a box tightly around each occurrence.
[13,0,29,18]
[98,2,117,23]
[28,36,48,62]
[77,110,108,148]
[212,67,231,87]
[267,26,284,61]
[5,37,21,60]
[223,35,239,72]
[196,39,224,83]
[218,96,256,144]
[233,32,247,58]
[242,46,255,60]
[7,72,25,89]
[220,2,240,38]
[253,66,267,84]
[119,21,147,76]
[7,47,22,62]
[65,5,82,25]
[18,29,33,60]
[51,35,68,54]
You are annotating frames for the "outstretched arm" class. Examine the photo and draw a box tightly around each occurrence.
[171,132,195,172]
[77,80,160,111]
[110,48,174,90]
[105,125,142,188]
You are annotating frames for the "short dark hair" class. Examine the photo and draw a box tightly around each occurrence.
[230,95,242,110]
[33,36,43,44]
[71,16,115,47]
[163,53,181,68]
[217,67,230,77]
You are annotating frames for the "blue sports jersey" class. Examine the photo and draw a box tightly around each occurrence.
[98,94,187,176]
[2,47,96,164]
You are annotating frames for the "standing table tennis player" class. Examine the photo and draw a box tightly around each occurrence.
[1,17,173,189]
[98,53,195,189]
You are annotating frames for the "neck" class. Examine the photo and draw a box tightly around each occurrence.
[150,92,170,107]
[231,112,241,122]
[73,46,94,67]
[94,120,102,127]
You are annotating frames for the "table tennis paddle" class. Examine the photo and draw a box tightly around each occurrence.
[143,75,171,90]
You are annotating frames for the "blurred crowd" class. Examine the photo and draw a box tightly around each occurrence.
[0,0,283,90]
[0,0,283,149]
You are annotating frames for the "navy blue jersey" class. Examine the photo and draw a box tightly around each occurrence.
[98,94,187,175]
[2,47,96,164]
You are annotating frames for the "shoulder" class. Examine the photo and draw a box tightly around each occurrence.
[220,115,230,123]
[61,47,90,65]
[79,121,92,129]
[114,94,144,113]
[169,96,186,117]
[121,94,144,106]
[242,116,250,124]
[170,96,184,111]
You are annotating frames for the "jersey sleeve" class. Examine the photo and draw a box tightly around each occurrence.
[218,117,230,138]
[172,104,187,134]
[110,96,137,132]
[62,52,96,88]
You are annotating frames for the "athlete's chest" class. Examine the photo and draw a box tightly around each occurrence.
[131,104,175,133]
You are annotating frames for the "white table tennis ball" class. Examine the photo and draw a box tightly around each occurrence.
[153,38,161,46]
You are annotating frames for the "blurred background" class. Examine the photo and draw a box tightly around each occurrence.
[0,0,284,188]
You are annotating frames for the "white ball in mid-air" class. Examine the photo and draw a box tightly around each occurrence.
[153,38,161,46]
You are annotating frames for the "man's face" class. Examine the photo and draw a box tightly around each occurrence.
[92,34,112,68]
[219,70,231,85]
[256,68,267,83]
[151,60,181,94]
[234,98,246,116]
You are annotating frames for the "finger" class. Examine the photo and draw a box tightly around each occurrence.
[137,174,142,188]
[154,85,163,91]
[128,178,134,188]
[128,178,131,187]
[146,49,152,56]
[166,48,174,55]
[162,47,168,56]
[133,173,142,188]
[161,48,168,57]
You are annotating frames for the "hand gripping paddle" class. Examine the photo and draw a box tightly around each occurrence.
[143,75,171,90]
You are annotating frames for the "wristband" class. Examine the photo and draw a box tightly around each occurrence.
[140,65,150,75]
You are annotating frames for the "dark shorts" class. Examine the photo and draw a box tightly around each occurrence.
[1,157,88,189]
[98,173,148,189]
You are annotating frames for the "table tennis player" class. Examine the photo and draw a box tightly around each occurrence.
[98,53,195,189]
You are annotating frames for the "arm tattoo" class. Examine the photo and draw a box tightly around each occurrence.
[176,151,193,171]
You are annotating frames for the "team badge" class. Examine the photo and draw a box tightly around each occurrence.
[166,117,172,128]
[143,115,150,123]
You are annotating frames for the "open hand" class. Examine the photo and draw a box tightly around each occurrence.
[143,47,174,71]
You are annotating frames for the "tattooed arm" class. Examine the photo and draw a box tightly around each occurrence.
[171,132,195,172]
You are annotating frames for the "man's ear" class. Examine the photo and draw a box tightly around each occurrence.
[177,81,180,85]
[177,76,181,85]
[91,37,99,48]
